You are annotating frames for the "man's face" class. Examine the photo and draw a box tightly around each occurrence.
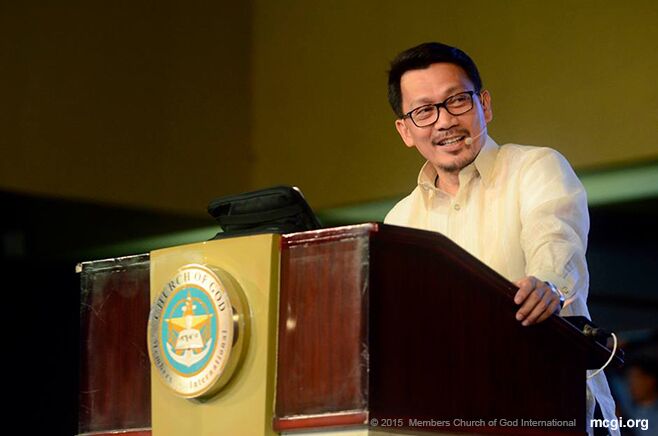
[395,63,492,175]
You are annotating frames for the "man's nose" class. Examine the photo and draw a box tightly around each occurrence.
[433,106,458,130]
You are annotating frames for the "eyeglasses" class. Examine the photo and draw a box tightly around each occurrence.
[403,91,476,127]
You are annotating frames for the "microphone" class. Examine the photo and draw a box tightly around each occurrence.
[464,126,487,145]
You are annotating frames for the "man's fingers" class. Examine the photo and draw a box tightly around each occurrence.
[524,298,559,326]
[515,285,542,321]
[514,277,536,305]
[536,300,559,324]
[513,287,528,305]
[521,290,550,325]
[517,284,561,326]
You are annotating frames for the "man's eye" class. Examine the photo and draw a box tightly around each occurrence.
[414,106,435,118]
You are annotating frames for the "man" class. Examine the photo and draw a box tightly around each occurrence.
[384,42,617,435]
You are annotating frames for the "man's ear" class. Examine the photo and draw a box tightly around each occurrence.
[395,118,415,148]
[480,89,493,123]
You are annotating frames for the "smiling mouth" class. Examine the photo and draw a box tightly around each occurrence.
[434,135,466,146]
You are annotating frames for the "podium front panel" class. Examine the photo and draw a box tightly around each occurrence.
[78,254,151,435]
[275,225,374,430]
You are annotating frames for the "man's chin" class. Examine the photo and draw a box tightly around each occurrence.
[434,156,476,174]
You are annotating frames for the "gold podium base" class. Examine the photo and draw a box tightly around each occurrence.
[150,234,280,436]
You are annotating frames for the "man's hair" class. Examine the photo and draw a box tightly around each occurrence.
[387,42,483,118]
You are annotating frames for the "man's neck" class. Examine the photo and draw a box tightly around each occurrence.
[435,170,460,196]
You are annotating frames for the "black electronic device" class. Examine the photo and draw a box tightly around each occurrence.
[207,185,322,240]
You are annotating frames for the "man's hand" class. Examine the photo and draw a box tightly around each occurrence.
[513,276,562,326]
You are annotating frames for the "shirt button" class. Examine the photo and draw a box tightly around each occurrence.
[453,203,461,211]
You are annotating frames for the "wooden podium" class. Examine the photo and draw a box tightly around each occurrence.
[78,223,619,436]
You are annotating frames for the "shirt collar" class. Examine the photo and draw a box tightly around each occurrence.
[416,135,499,189]
[417,161,438,190]
[473,135,498,185]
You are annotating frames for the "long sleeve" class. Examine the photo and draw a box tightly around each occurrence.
[518,148,590,316]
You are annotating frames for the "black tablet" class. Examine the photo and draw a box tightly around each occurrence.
[207,185,322,239]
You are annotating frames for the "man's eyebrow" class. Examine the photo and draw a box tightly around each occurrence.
[409,97,435,109]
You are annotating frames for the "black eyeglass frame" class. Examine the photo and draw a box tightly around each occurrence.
[402,90,478,127]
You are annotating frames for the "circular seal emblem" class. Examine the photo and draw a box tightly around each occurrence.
[147,264,249,399]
